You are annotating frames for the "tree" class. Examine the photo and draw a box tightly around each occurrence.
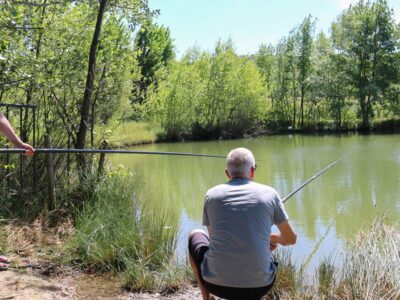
[133,21,174,105]
[331,0,399,129]
[77,0,108,164]
[286,33,298,128]
[267,36,294,127]
[310,32,353,129]
[297,15,315,128]
[145,41,266,139]
[76,0,152,170]
[256,44,275,94]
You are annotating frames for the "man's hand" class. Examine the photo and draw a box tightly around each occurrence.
[270,242,278,251]
[270,220,297,246]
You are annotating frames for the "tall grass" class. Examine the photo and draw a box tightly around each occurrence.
[339,218,400,299]
[269,218,400,299]
[272,249,298,294]
[317,255,336,298]
[68,166,187,292]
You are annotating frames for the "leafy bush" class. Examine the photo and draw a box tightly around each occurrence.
[145,40,267,140]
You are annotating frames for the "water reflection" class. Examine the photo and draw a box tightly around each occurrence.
[110,134,400,270]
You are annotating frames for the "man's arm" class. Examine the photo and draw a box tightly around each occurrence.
[0,113,35,156]
[270,220,297,246]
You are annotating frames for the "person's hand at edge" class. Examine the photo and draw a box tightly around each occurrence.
[13,140,35,156]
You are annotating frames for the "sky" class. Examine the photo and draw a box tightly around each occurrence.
[149,0,400,57]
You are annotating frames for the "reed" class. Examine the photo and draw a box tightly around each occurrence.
[268,218,400,299]
[273,249,298,294]
[68,166,185,292]
[338,218,400,299]
[317,254,335,297]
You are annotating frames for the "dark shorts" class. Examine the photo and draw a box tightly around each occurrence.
[188,231,276,300]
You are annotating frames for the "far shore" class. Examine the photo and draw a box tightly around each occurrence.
[101,119,400,149]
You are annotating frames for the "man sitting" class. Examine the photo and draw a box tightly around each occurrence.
[188,147,297,300]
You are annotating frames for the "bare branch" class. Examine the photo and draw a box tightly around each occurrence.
[50,90,78,145]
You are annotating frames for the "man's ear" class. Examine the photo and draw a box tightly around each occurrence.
[225,169,232,179]
[249,166,255,179]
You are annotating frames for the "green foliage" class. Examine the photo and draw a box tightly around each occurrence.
[296,15,315,129]
[309,32,356,129]
[96,121,157,147]
[256,43,275,93]
[331,0,399,129]
[68,167,185,292]
[252,1,400,132]
[259,33,298,128]
[0,1,152,215]
[133,20,175,105]
[145,40,267,140]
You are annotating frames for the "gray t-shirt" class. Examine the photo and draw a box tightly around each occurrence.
[201,178,289,288]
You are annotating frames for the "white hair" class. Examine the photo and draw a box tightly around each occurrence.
[226,147,255,178]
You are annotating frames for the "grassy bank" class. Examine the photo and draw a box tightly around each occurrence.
[271,218,400,299]
[2,201,399,298]
[65,168,399,298]
[99,118,400,148]
[66,166,189,293]
[96,121,158,148]
[2,161,398,297]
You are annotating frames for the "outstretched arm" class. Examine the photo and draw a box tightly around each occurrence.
[0,113,35,156]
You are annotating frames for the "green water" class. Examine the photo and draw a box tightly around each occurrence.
[110,134,400,270]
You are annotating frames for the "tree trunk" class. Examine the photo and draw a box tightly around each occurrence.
[76,0,107,171]
[91,66,106,148]
[359,93,369,130]
[292,73,296,129]
[299,87,304,129]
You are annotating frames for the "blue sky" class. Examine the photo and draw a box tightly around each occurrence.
[149,0,400,56]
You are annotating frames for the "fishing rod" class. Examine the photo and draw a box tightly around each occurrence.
[0,148,226,159]
[282,152,352,203]
[1,148,351,197]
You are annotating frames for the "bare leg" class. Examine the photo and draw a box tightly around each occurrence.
[188,229,215,300]
[189,253,215,300]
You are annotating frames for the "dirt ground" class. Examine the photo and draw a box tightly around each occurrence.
[0,222,203,300]
[0,265,202,300]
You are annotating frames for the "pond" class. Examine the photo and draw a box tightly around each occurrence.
[110,133,400,273]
